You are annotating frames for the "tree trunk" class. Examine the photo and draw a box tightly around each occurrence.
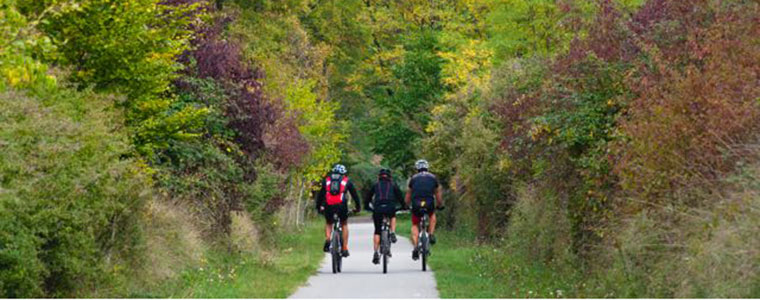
[296,180,305,227]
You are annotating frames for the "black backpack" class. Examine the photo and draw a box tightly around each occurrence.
[329,174,343,196]
[375,181,393,204]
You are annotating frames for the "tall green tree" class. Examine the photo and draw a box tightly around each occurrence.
[18,0,208,157]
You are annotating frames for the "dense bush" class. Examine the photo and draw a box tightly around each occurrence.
[483,0,760,296]
[422,0,758,296]
[0,88,153,297]
[613,0,760,202]
[1,1,319,296]
[490,0,759,249]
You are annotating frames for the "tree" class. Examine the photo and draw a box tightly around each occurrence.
[20,0,206,157]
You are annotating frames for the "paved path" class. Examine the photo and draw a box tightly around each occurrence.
[290,217,439,298]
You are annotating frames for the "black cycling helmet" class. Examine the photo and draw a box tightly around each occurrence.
[378,168,391,177]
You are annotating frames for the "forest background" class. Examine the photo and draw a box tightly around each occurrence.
[1,0,758,297]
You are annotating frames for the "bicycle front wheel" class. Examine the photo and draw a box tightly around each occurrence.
[420,234,428,272]
[332,252,338,273]
[337,255,342,272]
[383,252,388,274]
[422,251,427,271]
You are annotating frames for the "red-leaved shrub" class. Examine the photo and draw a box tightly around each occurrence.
[613,1,760,201]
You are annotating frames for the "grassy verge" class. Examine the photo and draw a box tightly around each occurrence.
[132,220,324,298]
[396,214,581,298]
[396,214,505,298]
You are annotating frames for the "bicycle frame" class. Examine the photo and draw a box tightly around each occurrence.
[418,211,430,251]
[417,208,431,271]
[379,215,392,273]
[380,215,391,255]
[332,213,342,239]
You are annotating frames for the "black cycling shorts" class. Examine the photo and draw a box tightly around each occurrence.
[412,198,436,216]
[372,211,396,235]
[324,204,348,225]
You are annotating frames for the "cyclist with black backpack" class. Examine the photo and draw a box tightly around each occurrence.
[316,164,361,257]
[364,168,406,265]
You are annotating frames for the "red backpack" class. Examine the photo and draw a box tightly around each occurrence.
[325,175,349,205]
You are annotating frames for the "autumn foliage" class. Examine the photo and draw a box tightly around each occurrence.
[2,0,759,297]
[495,0,759,229]
[614,0,760,201]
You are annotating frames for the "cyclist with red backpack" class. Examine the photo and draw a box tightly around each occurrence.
[316,164,361,257]
[364,168,406,265]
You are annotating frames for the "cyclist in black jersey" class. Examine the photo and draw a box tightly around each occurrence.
[405,159,444,260]
[364,168,406,264]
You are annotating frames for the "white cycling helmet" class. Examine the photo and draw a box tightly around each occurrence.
[414,159,429,171]
[332,164,347,175]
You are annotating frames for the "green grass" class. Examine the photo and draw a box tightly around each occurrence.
[396,214,582,298]
[425,233,505,298]
[133,220,324,298]
[396,215,504,298]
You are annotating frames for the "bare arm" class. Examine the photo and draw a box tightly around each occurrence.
[364,185,375,211]
[393,183,405,209]
[316,182,326,211]
[405,189,412,207]
[347,181,361,211]
[435,187,444,207]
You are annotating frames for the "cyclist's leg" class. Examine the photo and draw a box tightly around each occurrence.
[389,209,398,232]
[372,213,382,251]
[339,205,349,251]
[389,210,398,242]
[429,210,438,244]
[411,211,421,259]
[372,214,382,264]
[323,206,333,251]
[390,216,397,233]
[324,205,333,240]
[411,211,421,246]
[429,211,437,236]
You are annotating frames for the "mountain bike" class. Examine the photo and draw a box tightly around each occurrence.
[330,211,343,274]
